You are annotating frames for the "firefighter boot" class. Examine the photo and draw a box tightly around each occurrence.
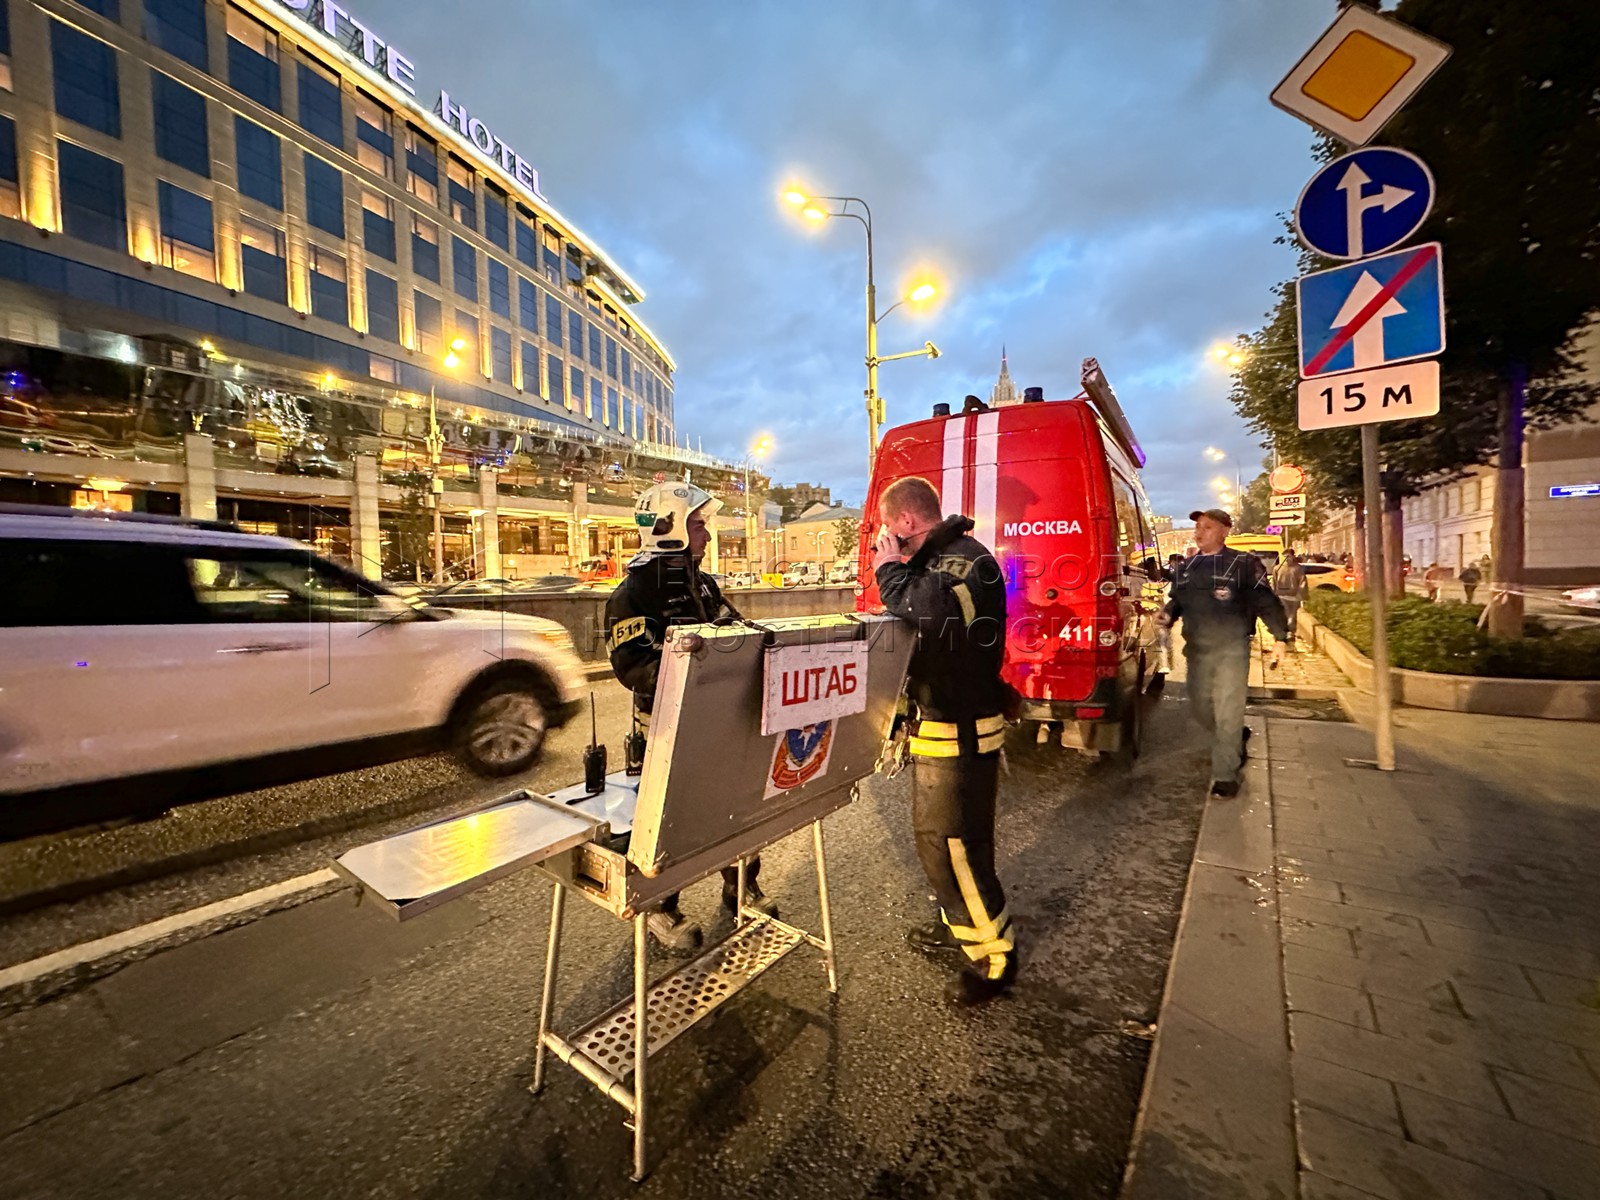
[946,951,1019,1007]
[646,906,703,954]
[722,880,778,918]
[906,921,967,956]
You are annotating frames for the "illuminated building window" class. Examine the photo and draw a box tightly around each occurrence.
[0,117,18,219]
[0,1,12,93]
[226,6,279,111]
[447,157,475,230]
[307,244,348,325]
[484,183,509,250]
[362,189,395,262]
[404,127,437,206]
[52,21,121,138]
[366,269,399,342]
[548,354,565,406]
[487,258,510,319]
[152,72,209,177]
[297,57,342,148]
[518,277,539,333]
[369,355,398,384]
[57,140,126,251]
[354,91,393,177]
[545,296,563,347]
[450,236,477,303]
[157,180,215,281]
[304,154,344,237]
[234,117,282,209]
[413,290,442,356]
[490,327,512,382]
[454,311,479,372]
[410,215,439,282]
[515,208,538,269]
[145,0,208,71]
[239,214,286,304]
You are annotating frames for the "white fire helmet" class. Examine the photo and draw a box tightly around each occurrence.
[631,480,722,563]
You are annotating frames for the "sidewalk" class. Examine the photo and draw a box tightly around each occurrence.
[1126,659,1600,1199]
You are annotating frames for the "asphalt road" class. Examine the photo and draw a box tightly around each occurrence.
[0,682,1214,1200]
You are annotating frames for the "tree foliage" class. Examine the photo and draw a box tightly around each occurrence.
[833,516,860,561]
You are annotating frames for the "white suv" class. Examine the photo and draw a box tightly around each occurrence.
[0,506,584,830]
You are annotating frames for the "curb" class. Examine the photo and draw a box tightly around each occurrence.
[1120,713,1296,1199]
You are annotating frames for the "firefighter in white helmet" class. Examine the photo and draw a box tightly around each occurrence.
[604,479,778,952]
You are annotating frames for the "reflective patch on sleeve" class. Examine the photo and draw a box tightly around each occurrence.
[934,555,973,581]
[607,615,650,651]
[953,581,978,626]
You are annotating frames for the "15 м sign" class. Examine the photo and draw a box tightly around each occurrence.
[1297,361,1440,431]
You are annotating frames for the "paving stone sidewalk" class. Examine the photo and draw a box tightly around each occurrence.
[1126,660,1600,1200]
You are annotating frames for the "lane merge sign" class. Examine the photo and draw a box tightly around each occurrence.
[1296,147,1434,260]
[1297,360,1440,431]
[1271,6,1452,147]
[1296,242,1444,378]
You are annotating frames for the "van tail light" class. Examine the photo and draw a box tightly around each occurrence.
[1076,707,1105,719]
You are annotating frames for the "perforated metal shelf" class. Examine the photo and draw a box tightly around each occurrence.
[567,917,805,1081]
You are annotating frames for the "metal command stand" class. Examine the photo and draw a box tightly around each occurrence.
[333,612,913,1180]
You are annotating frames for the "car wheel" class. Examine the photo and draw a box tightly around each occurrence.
[455,679,551,777]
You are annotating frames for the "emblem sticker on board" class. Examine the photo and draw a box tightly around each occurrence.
[764,721,835,799]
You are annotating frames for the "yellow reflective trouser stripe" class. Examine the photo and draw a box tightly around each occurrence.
[953,582,977,626]
[918,716,1006,739]
[943,906,1010,943]
[910,730,1005,757]
[947,840,1014,968]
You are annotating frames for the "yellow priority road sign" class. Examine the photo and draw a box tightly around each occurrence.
[1271,6,1451,148]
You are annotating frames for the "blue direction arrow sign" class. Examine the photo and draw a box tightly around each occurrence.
[1296,243,1445,378]
[1296,147,1434,260]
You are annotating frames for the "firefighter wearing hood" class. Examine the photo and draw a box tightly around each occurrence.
[874,474,1016,1006]
[605,480,777,952]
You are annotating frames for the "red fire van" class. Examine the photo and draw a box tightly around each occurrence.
[857,359,1163,756]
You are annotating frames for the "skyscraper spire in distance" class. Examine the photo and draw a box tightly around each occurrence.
[990,346,1019,407]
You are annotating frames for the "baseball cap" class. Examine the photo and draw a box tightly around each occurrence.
[1189,508,1234,527]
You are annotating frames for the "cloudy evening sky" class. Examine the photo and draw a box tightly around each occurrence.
[375,0,1338,517]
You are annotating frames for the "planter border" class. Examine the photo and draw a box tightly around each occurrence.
[1299,610,1600,722]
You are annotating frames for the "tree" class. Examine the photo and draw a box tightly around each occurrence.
[833,516,860,561]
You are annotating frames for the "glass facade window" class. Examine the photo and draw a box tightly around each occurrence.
[605,336,618,379]
[404,127,437,206]
[454,311,479,371]
[518,277,539,333]
[304,154,344,237]
[354,91,393,177]
[542,243,561,285]
[58,140,125,251]
[238,214,286,304]
[77,0,120,16]
[226,7,279,111]
[490,327,512,383]
[606,386,617,428]
[587,325,602,370]
[450,236,477,302]
[589,377,602,423]
[410,215,440,283]
[370,355,397,384]
[366,269,398,342]
[546,296,563,347]
[621,347,632,382]
[549,354,565,406]
[447,158,475,228]
[515,211,538,269]
[297,58,342,148]
[233,117,281,209]
[413,290,442,356]
[0,2,10,94]
[152,72,209,177]
[570,365,584,415]
[308,244,347,325]
[362,189,395,262]
[0,116,20,219]
[483,186,510,248]
[156,179,214,280]
[568,311,583,355]
[52,22,121,138]
[487,259,510,318]
[520,341,538,393]
[144,0,208,71]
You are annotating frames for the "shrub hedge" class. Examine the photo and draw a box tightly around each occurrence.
[1304,591,1600,680]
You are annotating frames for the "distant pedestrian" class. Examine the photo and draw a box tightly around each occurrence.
[1479,553,1493,582]
[1160,508,1289,798]
[1272,550,1308,643]
[1423,562,1444,602]
[1459,564,1482,604]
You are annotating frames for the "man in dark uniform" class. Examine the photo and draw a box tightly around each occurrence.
[605,479,777,953]
[873,475,1016,1006]
[1160,508,1289,798]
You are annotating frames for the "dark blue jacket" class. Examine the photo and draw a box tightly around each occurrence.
[1164,548,1289,652]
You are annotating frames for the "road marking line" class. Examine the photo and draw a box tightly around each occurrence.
[0,868,339,992]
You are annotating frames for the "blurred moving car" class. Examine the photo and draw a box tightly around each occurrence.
[0,505,585,837]
[1301,562,1357,593]
[518,574,581,593]
[1560,585,1600,613]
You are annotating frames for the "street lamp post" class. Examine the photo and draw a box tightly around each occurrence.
[742,435,772,570]
[784,189,941,469]
[426,337,468,583]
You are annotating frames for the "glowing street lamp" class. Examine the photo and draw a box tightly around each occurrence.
[427,337,470,582]
[782,185,943,468]
[743,435,774,565]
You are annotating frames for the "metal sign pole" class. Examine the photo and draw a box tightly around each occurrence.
[1361,425,1396,770]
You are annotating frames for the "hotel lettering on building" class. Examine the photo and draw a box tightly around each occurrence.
[0,0,759,576]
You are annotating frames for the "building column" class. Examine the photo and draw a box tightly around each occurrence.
[569,484,589,570]
[479,469,501,579]
[351,454,383,579]
[182,433,217,521]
